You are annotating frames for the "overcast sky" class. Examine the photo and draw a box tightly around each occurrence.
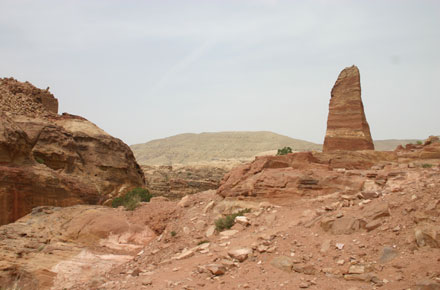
[1,0,439,145]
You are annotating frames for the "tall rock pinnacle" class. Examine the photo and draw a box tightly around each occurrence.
[323,65,374,152]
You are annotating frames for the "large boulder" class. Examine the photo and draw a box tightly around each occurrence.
[0,78,145,225]
[323,65,374,152]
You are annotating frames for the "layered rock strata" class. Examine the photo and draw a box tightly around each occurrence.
[323,65,374,152]
[0,78,145,225]
[216,150,397,198]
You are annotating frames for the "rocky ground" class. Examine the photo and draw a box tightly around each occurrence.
[1,147,439,289]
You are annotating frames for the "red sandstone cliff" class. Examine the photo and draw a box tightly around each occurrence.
[0,78,145,225]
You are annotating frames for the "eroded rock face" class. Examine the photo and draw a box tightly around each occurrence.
[216,151,396,198]
[0,78,145,225]
[141,164,228,199]
[323,66,374,152]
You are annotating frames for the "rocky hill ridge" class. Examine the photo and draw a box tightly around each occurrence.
[0,78,145,225]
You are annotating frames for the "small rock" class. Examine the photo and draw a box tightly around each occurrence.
[220,230,238,238]
[299,282,310,288]
[173,249,194,260]
[320,239,331,254]
[206,264,226,276]
[235,216,250,226]
[142,277,153,286]
[178,195,191,207]
[205,225,216,238]
[365,220,382,232]
[414,279,440,290]
[203,201,215,213]
[348,265,365,274]
[379,246,398,263]
[228,248,253,262]
[270,256,293,272]
[336,243,344,250]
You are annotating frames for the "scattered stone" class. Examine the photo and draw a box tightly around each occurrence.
[348,265,365,274]
[270,256,293,272]
[414,279,440,290]
[234,216,250,226]
[142,277,153,286]
[379,246,398,263]
[415,225,440,248]
[365,204,390,220]
[292,264,317,275]
[336,243,344,250]
[205,225,216,238]
[320,239,331,254]
[206,264,226,276]
[344,273,376,282]
[178,195,191,207]
[172,249,194,260]
[228,248,253,262]
[203,201,215,213]
[365,220,382,232]
[220,230,239,238]
[299,281,310,288]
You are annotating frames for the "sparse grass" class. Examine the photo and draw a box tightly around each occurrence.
[276,146,292,156]
[215,208,251,232]
[422,163,433,168]
[111,188,152,210]
[35,157,44,164]
[170,231,177,237]
[416,140,423,145]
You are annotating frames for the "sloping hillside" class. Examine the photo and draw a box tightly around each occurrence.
[131,131,321,165]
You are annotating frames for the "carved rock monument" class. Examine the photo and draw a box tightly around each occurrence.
[323,65,374,152]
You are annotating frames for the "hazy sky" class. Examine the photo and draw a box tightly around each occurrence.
[1,0,439,145]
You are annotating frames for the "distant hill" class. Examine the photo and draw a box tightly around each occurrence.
[131,131,322,165]
[373,139,421,151]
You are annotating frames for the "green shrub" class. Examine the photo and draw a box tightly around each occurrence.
[111,188,152,210]
[170,231,177,237]
[416,140,423,145]
[276,146,292,156]
[35,157,45,164]
[422,163,433,168]
[215,208,251,232]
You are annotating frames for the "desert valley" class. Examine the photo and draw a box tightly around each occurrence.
[0,64,439,290]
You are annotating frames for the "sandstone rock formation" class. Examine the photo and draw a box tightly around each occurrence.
[323,65,374,152]
[216,150,396,198]
[0,78,145,225]
[142,164,228,199]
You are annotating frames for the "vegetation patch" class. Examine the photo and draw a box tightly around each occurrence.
[35,157,45,164]
[215,208,251,232]
[276,146,292,156]
[422,163,433,168]
[111,188,152,210]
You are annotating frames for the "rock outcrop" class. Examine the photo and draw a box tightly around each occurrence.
[142,164,228,199]
[216,150,397,198]
[0,78,145,225]
[323,65,374,152]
